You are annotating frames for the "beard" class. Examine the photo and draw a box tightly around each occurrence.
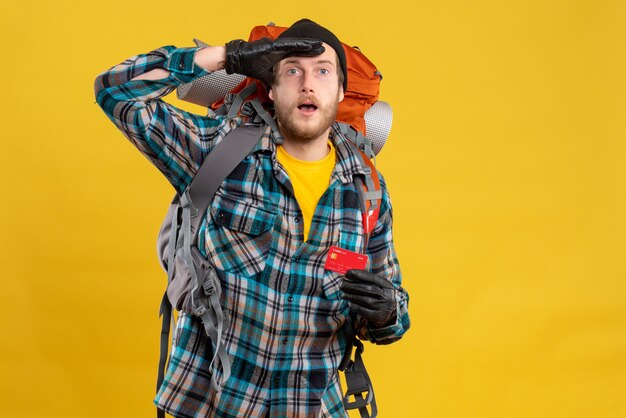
[273,94,340,143]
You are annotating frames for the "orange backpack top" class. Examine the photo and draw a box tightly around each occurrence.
[209,23,382,136]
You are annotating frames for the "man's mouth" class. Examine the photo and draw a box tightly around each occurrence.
[298,99,317,115]
[297,101,318,114]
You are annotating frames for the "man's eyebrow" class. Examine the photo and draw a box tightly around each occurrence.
[314,59,336,67]
[281,58,336,67]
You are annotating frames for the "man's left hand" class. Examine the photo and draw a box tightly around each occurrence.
[340,269,397,328]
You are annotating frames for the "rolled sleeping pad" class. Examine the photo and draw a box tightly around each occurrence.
[363,101,392,157]
[177,70,246,109]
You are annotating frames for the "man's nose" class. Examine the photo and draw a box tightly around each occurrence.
[300,71,315,92]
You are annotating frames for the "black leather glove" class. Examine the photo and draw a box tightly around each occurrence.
[224,37,324,82]
[340,269,397,328]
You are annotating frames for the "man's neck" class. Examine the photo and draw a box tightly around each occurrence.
[280,129,332,161]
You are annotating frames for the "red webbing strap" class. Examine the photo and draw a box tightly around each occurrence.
[356,149,381,238]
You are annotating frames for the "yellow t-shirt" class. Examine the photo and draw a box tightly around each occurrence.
[276,142,336,241]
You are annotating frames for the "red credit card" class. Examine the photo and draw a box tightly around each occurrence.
[324,246,368,274]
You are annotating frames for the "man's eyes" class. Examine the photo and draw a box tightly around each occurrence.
[285,68,331,75]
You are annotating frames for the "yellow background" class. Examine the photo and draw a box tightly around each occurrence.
[2,0,625,417]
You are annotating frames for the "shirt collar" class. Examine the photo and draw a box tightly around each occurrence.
[248,122,370,184]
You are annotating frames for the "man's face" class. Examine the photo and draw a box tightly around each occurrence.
[269,43,345,143]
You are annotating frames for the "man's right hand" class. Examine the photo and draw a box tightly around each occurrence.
[225,37,324,83]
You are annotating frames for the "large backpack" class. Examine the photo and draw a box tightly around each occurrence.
[156,23,392,418]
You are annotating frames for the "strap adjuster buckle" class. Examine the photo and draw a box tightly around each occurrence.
[342,361,374,410]
[203,278,216,296]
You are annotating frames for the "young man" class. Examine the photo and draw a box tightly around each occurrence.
[95,19,410,418]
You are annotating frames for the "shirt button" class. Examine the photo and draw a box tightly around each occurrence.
[282,338,288,345]
[287,296,293,303]
[178,62,185,69]
[294,216,300,223]
[294,257,300,264]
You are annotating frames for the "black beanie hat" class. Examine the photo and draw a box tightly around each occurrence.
[277,19,348,91]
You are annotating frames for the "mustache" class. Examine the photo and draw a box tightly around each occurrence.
[296,95,320,107]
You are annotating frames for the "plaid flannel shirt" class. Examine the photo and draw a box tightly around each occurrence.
[95,45,410,418]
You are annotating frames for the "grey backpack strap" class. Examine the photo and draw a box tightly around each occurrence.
[187,124,265,235]
[249,98,284,144]
[179,191,230,390]
[156,124,265,403]
[226,82,258,118]
[336,122,375,159]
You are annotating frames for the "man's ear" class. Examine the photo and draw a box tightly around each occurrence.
[268,88,274,101]
[338,86,344,103]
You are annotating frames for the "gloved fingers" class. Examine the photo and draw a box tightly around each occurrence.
[343,294,395,315]
[342,292,383,307]
[345,269,396,290]
[345,302,393,325]
[345,301,377,316]
[285,47,327,59]
[272,37,324,53]
[340,281,383,299]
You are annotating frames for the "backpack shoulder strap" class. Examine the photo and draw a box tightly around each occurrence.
[186,123,266,238]
[336,122,383,243]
